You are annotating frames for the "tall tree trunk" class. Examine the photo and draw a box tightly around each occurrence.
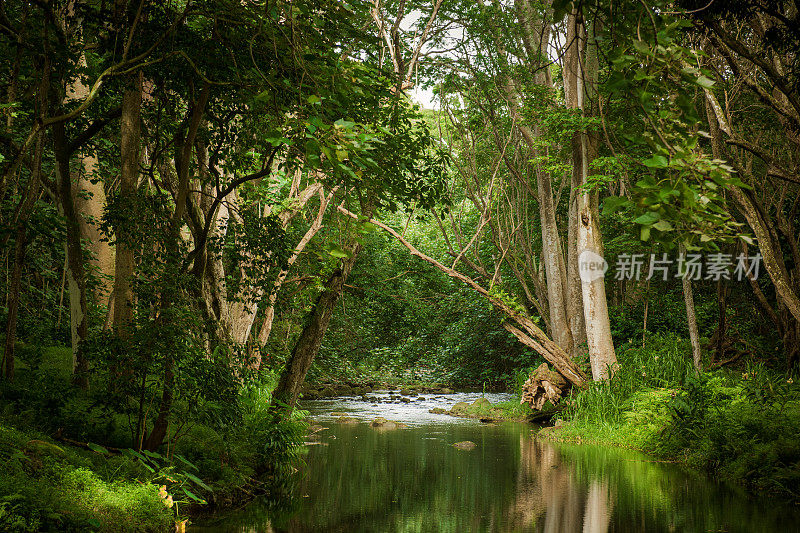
[75,165,114,301]
[563,12,585,355]
[576,159,617,380]
[567,13,617,380]
[2,226,27,381]
[713,276,728,363]
[54,122,90,389]
[679,244,702,372]
[563,11,588,358]
[3,125,44,380]
[537,167,574,356]
[485,1,575,355]
[567,185,587,354]
[71,51,115,304]
[113,74,142,333]
[144,354,174,451]
[144,85,209,450]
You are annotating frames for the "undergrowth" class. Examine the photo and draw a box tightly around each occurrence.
[549,333,800,500]
[0,346,308,532]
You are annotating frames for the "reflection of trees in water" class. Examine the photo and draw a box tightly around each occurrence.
[582,481,612,533]
[286,424,526,532]
[206,426,800,532]
[509,437,612,533]
[556,442,800,533]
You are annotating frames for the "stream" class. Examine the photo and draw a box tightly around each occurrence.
[192,391,800,532]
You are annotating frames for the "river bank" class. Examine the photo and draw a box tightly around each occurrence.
[0,420,174,532]
[4,341,798,531]
[537,374,800,502]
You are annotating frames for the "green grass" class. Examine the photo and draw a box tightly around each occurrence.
[0,423,173,532]
[8,345,73,379]
[541,387,678,449]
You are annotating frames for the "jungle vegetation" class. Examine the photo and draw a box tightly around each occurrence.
[0,0,799,530]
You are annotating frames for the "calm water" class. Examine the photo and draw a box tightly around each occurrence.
[192,391,800,532]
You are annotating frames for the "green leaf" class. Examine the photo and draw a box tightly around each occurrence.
[182,487,207,504]
[602,196,628,215]
[307,95,321,104]
[86,443,109,455]
[632,40,651,54]
[125,449,148,462]
[652,220,674,232]
[643,155,668,168]
[634,212,660,225]
[175,454,200,472]
[695,75,715,88]
[681,66,700,77]
[334,118,355,129]
[640,225,651,241]
[327,246,351,259]
[185,472,213,492]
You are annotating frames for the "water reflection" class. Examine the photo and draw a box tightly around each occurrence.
[192,394,799,533]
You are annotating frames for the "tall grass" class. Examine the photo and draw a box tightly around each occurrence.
[564,333,694,425]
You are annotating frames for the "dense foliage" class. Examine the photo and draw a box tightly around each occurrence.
[1,0,799,529]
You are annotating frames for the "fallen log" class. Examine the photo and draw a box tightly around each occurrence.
[521,363,568,410]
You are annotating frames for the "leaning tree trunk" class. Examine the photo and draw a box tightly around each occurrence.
[252,186,337,367]
[704,89,800,324]
[270,246,361,417]
[339,206,588,389]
